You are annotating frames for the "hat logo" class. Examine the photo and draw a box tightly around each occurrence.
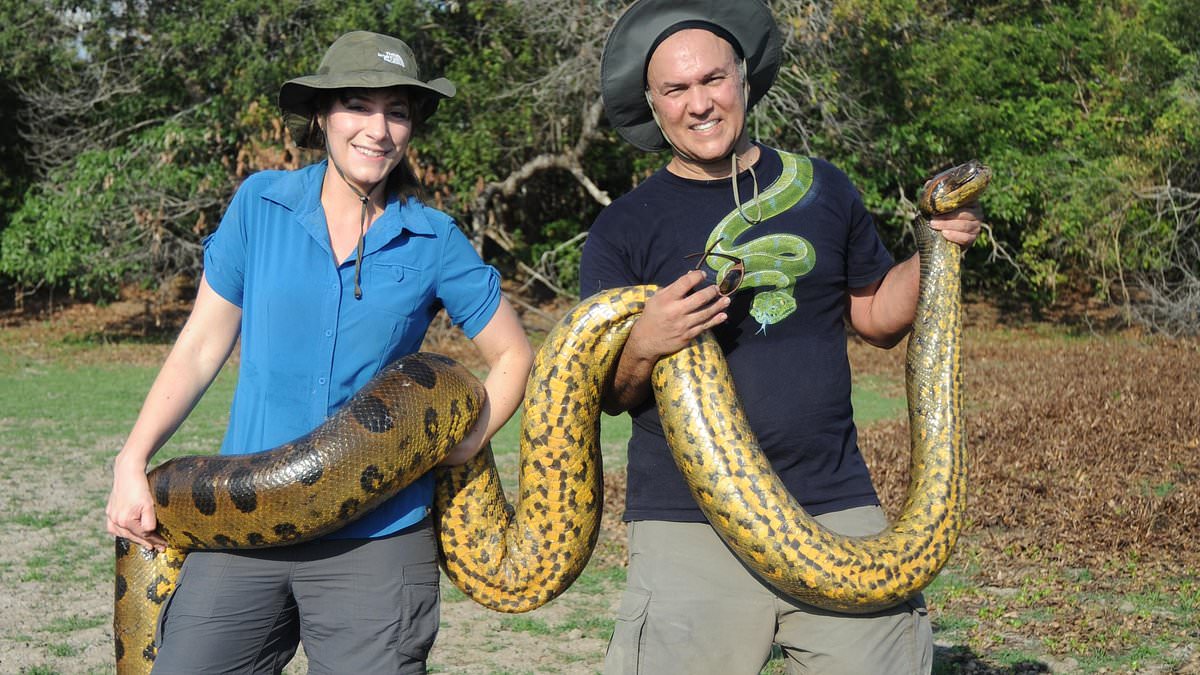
[377,51,406,67]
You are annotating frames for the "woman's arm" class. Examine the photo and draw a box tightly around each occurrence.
[440,297,534,465]
[105,275,242,550]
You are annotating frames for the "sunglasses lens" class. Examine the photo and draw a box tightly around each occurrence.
[718,267,744,296]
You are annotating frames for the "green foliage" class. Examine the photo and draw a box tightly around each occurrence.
[811,0,1199,306]
[0,0,1196,317]
[0,120,228,297]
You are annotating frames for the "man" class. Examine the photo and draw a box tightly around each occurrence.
[579,1,982,673]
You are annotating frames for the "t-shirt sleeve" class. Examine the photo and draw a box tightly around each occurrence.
[436,221,501,339]
[837,167,895,290]
[579,208,638,299]
[202,178,255,308]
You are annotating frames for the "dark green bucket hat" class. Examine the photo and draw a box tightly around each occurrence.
[601,0,782,152]
[279,31,456,148]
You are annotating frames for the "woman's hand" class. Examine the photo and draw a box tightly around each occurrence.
[106,454,167,552]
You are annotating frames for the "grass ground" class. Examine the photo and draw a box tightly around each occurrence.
[0,299,1196,674]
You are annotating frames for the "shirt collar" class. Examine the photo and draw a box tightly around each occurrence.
[259,161,436,257]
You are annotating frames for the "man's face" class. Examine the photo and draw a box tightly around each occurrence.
[645,28,747,173]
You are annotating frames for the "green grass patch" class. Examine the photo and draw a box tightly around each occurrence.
[498,614,554,636]
[46,643,77,657]
[851,375,906,426]
[42,614,107,633]
[0,359,236,462]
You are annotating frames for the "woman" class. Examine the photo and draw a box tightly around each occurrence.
[105,31,533,673]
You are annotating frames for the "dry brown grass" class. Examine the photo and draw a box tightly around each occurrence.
[4,292,1197,672]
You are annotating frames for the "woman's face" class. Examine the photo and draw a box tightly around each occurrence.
[321,87,414,194]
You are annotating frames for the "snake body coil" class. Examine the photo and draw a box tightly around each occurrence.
[114,353,484,675]
[115,160,988,671]
[654,159,990,611]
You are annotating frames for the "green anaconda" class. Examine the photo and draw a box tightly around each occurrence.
[114,159,988,672]
[113,353,485,674]
[657,160,991,611]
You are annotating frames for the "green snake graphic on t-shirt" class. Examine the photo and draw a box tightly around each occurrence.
[702,150,816,333]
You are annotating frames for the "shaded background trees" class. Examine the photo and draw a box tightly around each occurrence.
[1,0,1196,333]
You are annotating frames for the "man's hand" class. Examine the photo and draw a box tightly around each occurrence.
[929,201,984,249]
[602,271,730,414]
[626,270,731,362]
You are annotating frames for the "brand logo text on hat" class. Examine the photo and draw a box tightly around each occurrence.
[378,51,406,67]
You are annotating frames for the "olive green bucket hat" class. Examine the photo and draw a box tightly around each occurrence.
[600,0,782,152]
[279,31,456,148]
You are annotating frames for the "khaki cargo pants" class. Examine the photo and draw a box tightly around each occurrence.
[604,506,932,675]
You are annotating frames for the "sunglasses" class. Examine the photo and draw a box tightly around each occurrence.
[684,238,746,297]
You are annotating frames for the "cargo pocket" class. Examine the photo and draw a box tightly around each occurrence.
[907,597,932,673]
[605,587,651,674]
[396,565,440,662]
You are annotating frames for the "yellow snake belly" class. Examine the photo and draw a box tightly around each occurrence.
[114,352,484,675]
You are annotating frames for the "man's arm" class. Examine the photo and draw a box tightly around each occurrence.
[847,205,984,347]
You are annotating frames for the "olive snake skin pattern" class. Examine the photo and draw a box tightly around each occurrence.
[113,159,988,671]
[113,353,484,674]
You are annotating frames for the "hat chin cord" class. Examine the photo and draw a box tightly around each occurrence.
[647,66,762,225]
[324,133,384,300]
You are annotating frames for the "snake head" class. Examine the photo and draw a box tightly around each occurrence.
[918,160,992,217]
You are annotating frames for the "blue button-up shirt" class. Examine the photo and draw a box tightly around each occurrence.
[203,161,500,538]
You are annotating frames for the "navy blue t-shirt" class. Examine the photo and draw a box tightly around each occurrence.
[580,144,895,522]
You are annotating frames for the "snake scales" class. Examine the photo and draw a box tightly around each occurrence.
[114,160,988,672]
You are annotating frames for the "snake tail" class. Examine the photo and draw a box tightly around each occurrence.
[114,352,484,675]
[434,288,643,612]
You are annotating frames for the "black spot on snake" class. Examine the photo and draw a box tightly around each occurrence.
[402,358,438,388]
[424,407,439,439]
[115,538,131,556]
[142,642,155,662]
[153,472,171,508]
[146,576,171,603]
[115,574,127,601]
[247,533,266,547]
[213,534,237,548]
[274,523,300,541]
[338,498,361,520]
[360,466,385,494]
[114,637,124,661]
[228,468,258,513]
[191,470,218,516]
[284,440,324,486]
[351,395,395,433]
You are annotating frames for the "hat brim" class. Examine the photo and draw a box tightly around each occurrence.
[279,73,455,118]
[601,0,782,152]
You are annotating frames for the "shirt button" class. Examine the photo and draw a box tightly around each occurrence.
[324,329,332,337]
[318,377,327,385]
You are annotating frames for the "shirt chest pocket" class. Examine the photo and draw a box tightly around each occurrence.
[367,263,426,318]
